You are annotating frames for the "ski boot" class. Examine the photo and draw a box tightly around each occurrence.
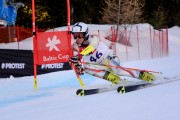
[103,71,123,85]
[138,71,156,82]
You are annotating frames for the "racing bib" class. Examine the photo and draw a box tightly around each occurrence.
[83,42,110,64]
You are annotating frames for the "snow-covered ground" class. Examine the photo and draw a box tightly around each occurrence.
[0,24,180,120]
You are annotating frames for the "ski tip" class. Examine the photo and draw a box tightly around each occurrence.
[117,86,126,94]
[76,88,99,96]
[76,89,85,96]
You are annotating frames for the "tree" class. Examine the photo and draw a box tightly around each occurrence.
[16,0,51,29]
[149,6,167,29]
[72,0,103,24]
[101,0,144,24]
[144,0,180,28]
[15,0,180,29]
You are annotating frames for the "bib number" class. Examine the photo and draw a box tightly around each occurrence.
[90,51,102,62]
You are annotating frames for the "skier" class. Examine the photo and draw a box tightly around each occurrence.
[69,22,156,84]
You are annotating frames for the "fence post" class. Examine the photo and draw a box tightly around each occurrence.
[166,27,169,56]
[136,26,140,60]
[125,27,128,61]
[113,26,116,54]
[16,26,20,49]
[161,30,163,56]
[151,27,155,58]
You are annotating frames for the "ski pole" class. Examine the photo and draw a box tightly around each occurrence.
[71,64,85,89]
[80,61,162,74]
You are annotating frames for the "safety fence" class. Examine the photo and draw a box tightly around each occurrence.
[91,25,169,62]
[0,26,46,43]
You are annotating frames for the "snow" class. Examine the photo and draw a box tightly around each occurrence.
[0,24,180,120]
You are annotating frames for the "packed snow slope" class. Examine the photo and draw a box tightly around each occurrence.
[0,25,180,120]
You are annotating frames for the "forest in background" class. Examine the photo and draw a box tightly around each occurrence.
[15,0,180,29]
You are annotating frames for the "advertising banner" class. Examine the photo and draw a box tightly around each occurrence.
[36,31,71,65]
[0,49,71,78]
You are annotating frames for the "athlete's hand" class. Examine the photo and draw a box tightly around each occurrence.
[75,64,84,75]
[69,56,79,65]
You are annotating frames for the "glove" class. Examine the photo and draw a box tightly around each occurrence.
[69,56,79,65]
[75,64,84,75]
[69,56,84,75]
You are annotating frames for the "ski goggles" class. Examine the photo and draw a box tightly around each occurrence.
[73,33,84,39]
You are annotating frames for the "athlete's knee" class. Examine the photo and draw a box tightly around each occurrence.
[108,54,120,66]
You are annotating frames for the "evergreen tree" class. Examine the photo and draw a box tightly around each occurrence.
[15,0,180,29]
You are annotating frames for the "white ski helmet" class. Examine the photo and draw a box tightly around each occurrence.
[71,22,89,40]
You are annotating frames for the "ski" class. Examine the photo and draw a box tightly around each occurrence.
[76,76,180,96]
[117,77,180,94]
[76,89,99,96]
[117,83,150,94]
[76,80,146,96]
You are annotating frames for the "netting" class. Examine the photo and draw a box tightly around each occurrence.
[0,26,46,43]
[89,24,168,62]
